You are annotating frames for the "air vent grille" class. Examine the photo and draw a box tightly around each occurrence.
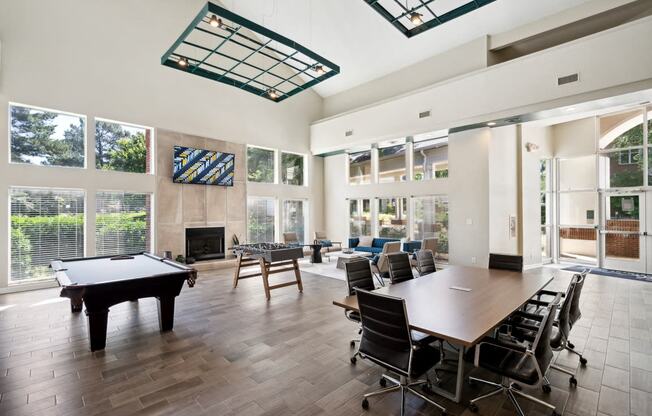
[558,73,579,86]
[418,110,431,119]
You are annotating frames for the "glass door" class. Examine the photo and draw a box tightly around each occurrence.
[601,193,646,273]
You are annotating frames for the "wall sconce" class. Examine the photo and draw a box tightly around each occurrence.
[525,142,540,152]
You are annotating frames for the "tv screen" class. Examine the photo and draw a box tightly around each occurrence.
[173,145,235,186]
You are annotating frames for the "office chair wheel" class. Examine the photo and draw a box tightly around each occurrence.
[379,377,387,387]
[569,376,578,387]
[350,356,357,365]
[579,357,587,366]
[567,341,575,349]
[542,384,552,393]
[468,402,478,413]
[361,398,369,410]
[350,340,356,348]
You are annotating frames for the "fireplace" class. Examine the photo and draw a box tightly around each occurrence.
[186,227,225,261]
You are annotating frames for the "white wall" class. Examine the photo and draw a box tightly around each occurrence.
[553,118,597,158]
[311,16,652,154]
[488,125,520,256]
[0,0,323,290]
[521,124,554,266]
[322,37,489,118]
[448,129,491,267]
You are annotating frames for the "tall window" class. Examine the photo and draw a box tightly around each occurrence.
[95,119,152,174]
[10,188,85,282]
[378,141,406,183]
[598,109,645,188]
[413,137,448,180]
[96,192,152,255]
[281,152,305,186]
[10,104,85,168]
[247,146,276,183]
[282,200,307,243]
[247,197,276,243]
[540,160,553,260]
[349,150,371,185]
[349,199,371,237]
[378,197,407,238]
[412,195,449,261]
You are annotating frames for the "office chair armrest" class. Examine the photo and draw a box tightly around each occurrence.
[474,338,527,367]
[537,289,565,298]
[510,310,544,322]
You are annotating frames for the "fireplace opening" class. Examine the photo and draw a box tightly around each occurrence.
[186,227,225,261]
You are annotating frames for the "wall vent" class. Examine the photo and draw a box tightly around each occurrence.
[418,110,431,119]
[345,130,354,137]
[557,73,579,86]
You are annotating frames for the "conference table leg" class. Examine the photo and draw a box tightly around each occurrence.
[430,344,465,403]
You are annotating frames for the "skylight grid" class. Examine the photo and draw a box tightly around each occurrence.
[161,2,339,102]
[363,0,496,38]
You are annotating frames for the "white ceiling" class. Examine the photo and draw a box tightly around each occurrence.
[221,0,595,97]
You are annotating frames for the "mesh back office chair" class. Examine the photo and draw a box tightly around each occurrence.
[468,294,562,416]
[415,249,436,276]
[489,253,523,272]
[387,252,414,284]
[356,289,446,415]
[344,259,376,365]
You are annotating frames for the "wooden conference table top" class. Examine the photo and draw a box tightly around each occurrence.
[332,265,554,347]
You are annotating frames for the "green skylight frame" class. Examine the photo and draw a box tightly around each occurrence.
[161,2,339,103]
[364,0,496,38]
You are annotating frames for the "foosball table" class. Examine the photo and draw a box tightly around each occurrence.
[231,243,304,300]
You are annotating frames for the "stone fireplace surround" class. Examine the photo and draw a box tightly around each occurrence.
[156,129,246,264]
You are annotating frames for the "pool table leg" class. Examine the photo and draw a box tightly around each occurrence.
[70,296,83,313]
[157,296,175,332]
[86,309,109,351]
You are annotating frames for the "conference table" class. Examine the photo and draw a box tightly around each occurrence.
[332,265,554,403]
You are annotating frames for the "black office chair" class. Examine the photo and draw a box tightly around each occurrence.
[468,294,561,416]
[488,253,523,271]
[530,270,588,367]
[356,289,447,415]
[344,259,375,365]
[415,249,436,276]
[509,274,583,390]
[387,252,414,284]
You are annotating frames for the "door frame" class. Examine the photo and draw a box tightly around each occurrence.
[600,191,646,273]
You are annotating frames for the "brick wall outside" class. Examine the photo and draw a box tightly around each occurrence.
[605,219,639,259]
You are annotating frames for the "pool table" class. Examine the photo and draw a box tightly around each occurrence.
[50,253,197,351]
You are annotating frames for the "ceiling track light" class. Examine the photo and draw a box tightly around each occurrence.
[267,89,279,100]
[409,11,423,26]
[312,64,326,76]
[178,57,189,67]
[209,14,220,27]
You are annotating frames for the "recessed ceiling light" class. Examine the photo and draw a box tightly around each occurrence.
[487,122,496,126]
[178,57,189,67]
[209,14,220,28]
[267,89,279,100]
[409,11,424,26]
[564,107,576,112]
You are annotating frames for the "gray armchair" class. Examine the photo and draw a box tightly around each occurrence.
[370,241,401,284]
[314,231,342,253]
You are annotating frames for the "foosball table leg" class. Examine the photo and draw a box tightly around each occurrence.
[293,259,303,292]
[259,258,272,300]
[233,255,242,288]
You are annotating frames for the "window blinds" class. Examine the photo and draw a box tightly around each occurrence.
[10,188,85,281]
[95,192,151,256]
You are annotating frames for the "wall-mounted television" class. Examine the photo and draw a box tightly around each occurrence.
[173,145,235,186]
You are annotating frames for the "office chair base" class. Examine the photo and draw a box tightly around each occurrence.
[468,376,558,416]
[566,345,587,365]
[549,363,578,386]
[363,375,446,415]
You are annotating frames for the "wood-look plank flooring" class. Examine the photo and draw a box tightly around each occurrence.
[0,266,651,416]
